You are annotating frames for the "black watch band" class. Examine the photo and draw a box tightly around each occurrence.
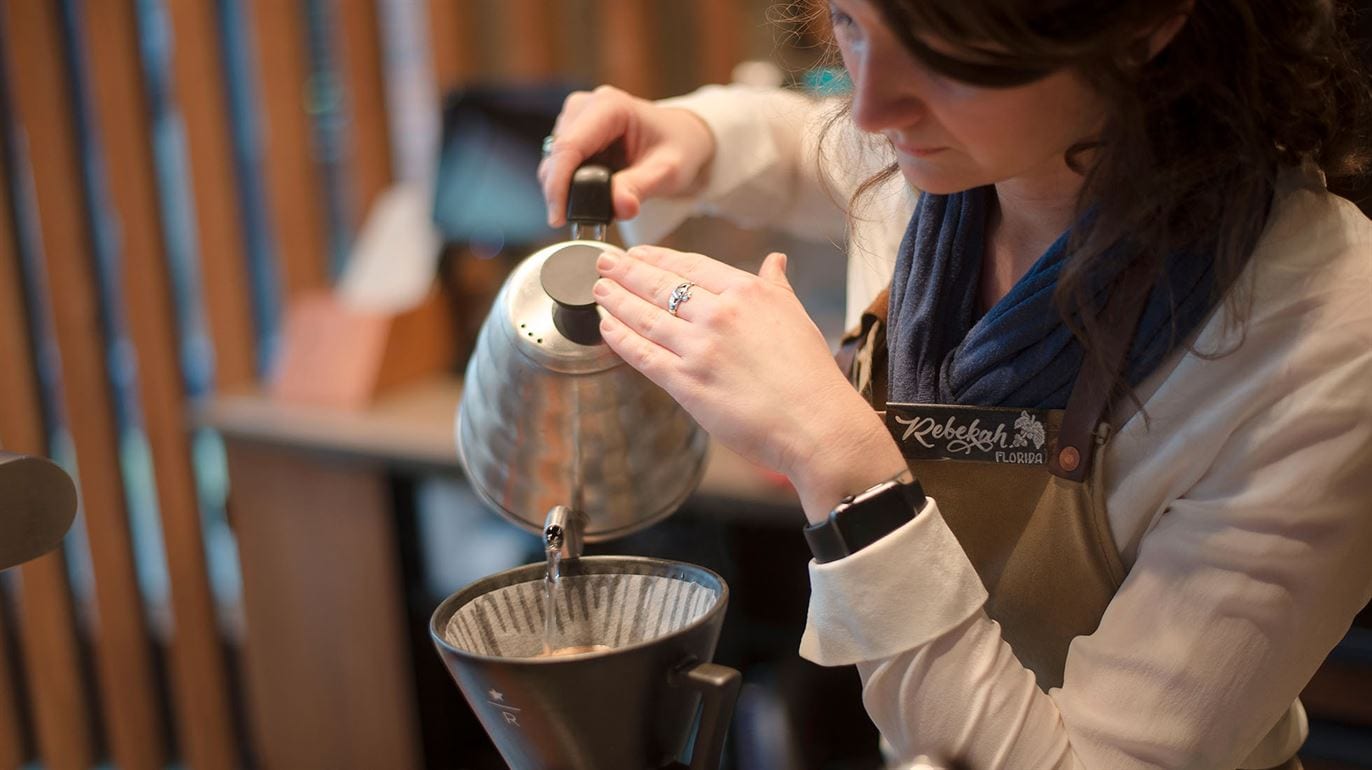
[803,471,925,564]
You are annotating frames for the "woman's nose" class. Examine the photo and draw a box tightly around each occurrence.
[849,48,925,135]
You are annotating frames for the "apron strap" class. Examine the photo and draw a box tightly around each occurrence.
[1047,259,1154,481]
[836,287,891,408]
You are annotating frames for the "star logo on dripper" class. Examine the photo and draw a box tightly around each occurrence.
[486,689,522,726]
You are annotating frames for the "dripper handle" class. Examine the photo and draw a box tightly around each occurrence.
[672,660,742,770]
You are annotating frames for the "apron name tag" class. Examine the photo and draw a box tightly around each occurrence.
[885,403,1054,465]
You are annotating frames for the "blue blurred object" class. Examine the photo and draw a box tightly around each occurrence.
[304,0,355,280]
[432,84,582,248]
[804,66,852,96]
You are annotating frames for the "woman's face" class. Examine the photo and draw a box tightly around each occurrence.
[830,0,1107,195]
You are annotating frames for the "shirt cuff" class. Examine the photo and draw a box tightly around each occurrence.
[799,496,989,666]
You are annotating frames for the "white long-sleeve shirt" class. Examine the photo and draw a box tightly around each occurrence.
[626,85,1372,769]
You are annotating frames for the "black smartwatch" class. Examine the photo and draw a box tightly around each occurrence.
[804,470,926,564]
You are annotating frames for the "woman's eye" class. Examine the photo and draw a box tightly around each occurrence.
[828,7,855,33]
[828,5,865,49]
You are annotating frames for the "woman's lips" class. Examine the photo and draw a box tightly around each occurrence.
[894,143,946,158]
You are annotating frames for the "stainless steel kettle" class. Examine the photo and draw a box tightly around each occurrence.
[455,163,709,543]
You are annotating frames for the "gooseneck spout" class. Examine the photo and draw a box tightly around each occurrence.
[543,505,587,560]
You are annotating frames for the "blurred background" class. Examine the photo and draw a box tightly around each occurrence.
[0,2,1367,770]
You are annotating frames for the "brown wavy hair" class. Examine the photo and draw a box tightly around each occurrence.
[810,0,1371,375]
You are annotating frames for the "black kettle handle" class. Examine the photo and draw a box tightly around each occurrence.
[566,164,613,227]
[565,142,624,228]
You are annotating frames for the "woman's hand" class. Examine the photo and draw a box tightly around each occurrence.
[593,245,907,522]
[538,86,716,228]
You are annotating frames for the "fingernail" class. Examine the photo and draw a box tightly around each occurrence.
[596,252,617,271]
[593,278,610,297]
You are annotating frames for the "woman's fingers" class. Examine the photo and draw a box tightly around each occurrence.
[539,90,632,227]
[614,245,739,295]
[609,157,678,221]
[550,89,591,137]
[541,88,715,229]
[597,313,680,392]
[758,251,792,288]
[595,248,718,321]
[592,276,697,357]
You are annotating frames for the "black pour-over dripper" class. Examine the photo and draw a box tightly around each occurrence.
[431,556,741,770]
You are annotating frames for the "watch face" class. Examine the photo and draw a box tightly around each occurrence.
[852,480,898,505]
[806,476,924,564]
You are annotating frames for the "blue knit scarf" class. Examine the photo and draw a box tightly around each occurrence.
[887,186,1218,409]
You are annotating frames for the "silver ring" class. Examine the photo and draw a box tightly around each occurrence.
[668,282,695,316]
[541,134,556,158]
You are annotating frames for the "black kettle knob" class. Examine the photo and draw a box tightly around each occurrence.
[540,244,604,345]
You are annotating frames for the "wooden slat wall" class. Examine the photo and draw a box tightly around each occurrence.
[425,0,755,102]
[504,0,559,80]
[0,592,20,770]
[0,169,93,768]
[8,556,92,770]
[165,0,257,391]
[0,143,49,770]
[0,2,766,767]
[0,122,28,770]
[0,600,19,770]
[598,0,657,96]
[698,0,746,86]
[428,0,477,92]
[336,0,394,222]
[2,2,166,768]
[79,2,242,769]
[246,0,329,298]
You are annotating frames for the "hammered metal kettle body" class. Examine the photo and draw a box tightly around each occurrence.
[456,164,709,541]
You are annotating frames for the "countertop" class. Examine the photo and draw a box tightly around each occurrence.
[197,375,801,516]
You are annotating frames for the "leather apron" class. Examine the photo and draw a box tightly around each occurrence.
[838,286,1301,769]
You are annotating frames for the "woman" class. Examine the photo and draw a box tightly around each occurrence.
[539,1,1372,767]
